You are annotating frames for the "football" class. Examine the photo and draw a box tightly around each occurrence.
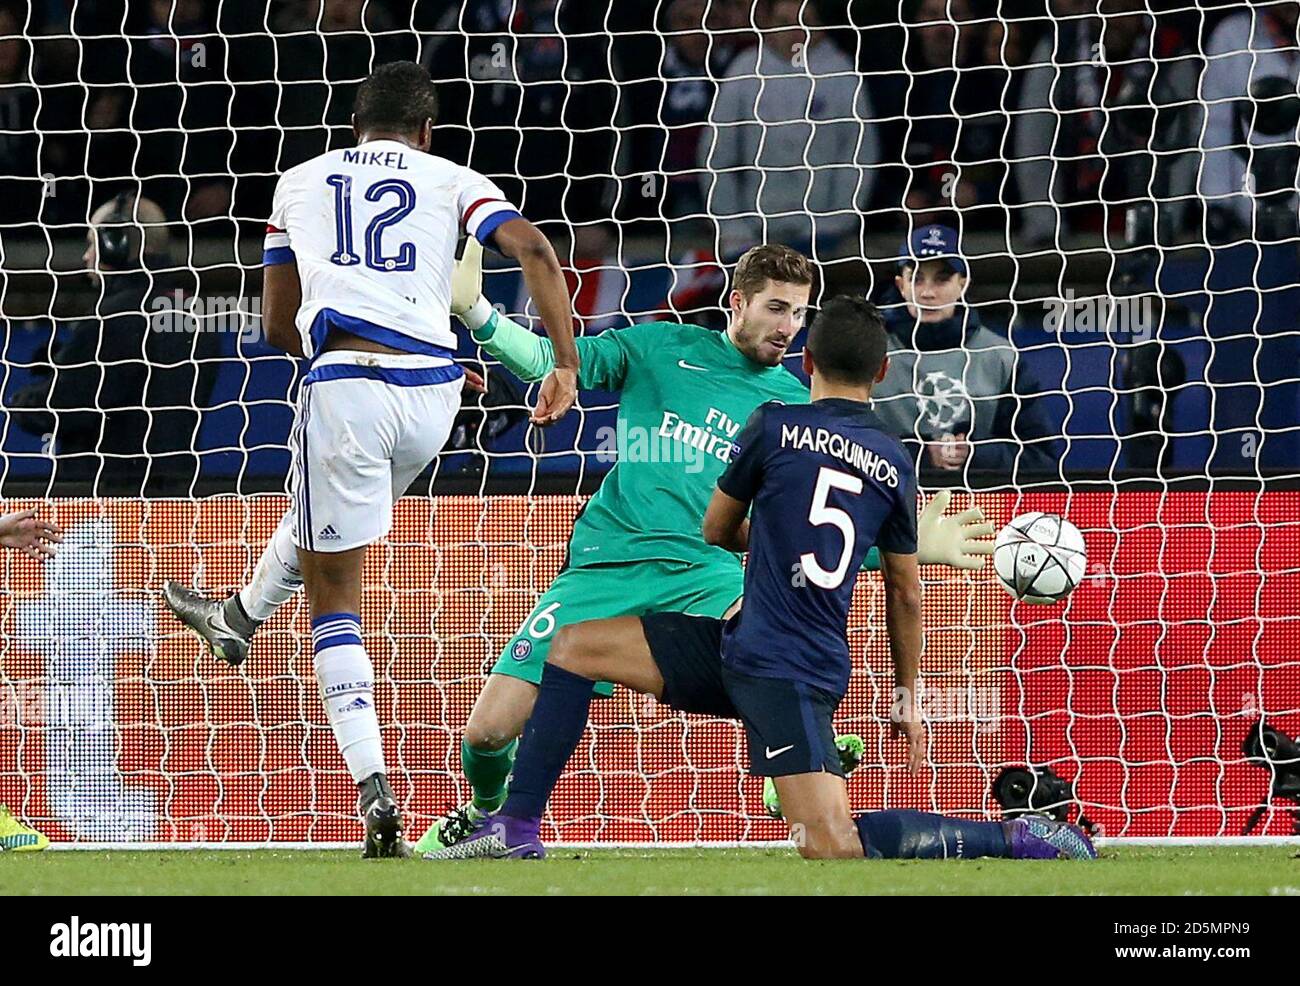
[994,512,1088,605]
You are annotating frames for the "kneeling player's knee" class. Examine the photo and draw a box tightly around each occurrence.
[794,817,863,860]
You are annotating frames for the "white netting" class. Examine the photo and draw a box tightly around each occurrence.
[1,2,1298,844]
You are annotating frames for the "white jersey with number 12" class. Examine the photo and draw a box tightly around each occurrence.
[263,138,519,358]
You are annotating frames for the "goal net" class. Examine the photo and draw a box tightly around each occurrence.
[1,2,1298,845]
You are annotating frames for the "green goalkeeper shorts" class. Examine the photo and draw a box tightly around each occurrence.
[491,557,744,698]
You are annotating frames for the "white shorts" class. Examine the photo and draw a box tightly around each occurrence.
[288,350,464,552]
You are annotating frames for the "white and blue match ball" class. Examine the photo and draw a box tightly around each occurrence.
[994,512,1088,605]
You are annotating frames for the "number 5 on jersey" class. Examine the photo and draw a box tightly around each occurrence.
[802,466,864,590]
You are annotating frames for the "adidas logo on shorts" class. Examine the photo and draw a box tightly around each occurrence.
[318,525,341,541]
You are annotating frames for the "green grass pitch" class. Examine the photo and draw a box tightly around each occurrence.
[2,845,1297,895]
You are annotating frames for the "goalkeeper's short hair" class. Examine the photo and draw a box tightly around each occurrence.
[353,61,439,135]
[732,244,814,300]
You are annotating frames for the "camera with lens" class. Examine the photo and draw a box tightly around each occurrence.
[1241,719,1300,835]
[992,765,1097,834]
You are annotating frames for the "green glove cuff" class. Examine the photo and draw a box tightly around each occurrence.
[468,307,555,383]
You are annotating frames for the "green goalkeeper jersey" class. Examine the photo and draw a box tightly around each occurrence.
[475,316,809,570]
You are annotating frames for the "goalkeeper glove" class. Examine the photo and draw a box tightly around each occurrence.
[916,489,995,570]
[452,237,494,333]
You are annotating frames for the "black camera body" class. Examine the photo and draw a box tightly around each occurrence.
[1241,720,1300,835]
[992,765,1094,833]
[1242,720,1300,794]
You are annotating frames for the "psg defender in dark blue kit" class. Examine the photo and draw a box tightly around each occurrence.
[433,296,1096,863]
[713,393,918,713]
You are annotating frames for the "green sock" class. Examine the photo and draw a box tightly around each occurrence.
[461,737,517,812]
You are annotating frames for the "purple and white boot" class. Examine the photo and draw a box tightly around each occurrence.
[1005,815,1097,860]
[422,812,545,860]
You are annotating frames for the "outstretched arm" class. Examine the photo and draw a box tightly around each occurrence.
[453,237,559,384]
[489,219,578,424]
[452,237,645,396]
[0,507,63,562]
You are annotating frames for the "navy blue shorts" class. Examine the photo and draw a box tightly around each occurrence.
[640,612,843,778]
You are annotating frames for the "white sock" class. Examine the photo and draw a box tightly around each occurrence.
[238,513,303,623]
[312,614,385,784]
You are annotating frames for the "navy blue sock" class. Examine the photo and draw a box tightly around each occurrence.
[501,664,595,820]
[855,809,1011,859]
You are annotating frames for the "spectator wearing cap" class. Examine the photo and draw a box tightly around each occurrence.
[870,225,1059,482]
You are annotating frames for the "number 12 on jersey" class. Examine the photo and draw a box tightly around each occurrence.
[326,174,417,272]
[801,466,864,590]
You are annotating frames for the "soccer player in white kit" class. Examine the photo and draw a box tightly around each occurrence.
[163,62,579,856]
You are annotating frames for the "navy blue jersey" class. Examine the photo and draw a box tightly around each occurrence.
[716,398,918,697]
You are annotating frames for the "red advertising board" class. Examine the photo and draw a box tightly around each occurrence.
[1,491,1296,843]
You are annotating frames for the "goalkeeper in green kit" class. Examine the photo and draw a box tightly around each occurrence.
[411,240,994,853]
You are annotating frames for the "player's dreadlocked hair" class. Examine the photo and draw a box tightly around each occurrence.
[732,244,814,300]
[807,295,888,386]
[353,61,439,136]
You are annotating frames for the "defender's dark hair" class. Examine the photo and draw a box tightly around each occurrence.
[353,61,438,135]
[806,295,888,386]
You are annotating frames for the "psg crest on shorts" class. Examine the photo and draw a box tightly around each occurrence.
[511,639,533,661]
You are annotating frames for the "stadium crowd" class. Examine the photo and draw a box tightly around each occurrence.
[0,0,1296,493]
[1,1,1290,239]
